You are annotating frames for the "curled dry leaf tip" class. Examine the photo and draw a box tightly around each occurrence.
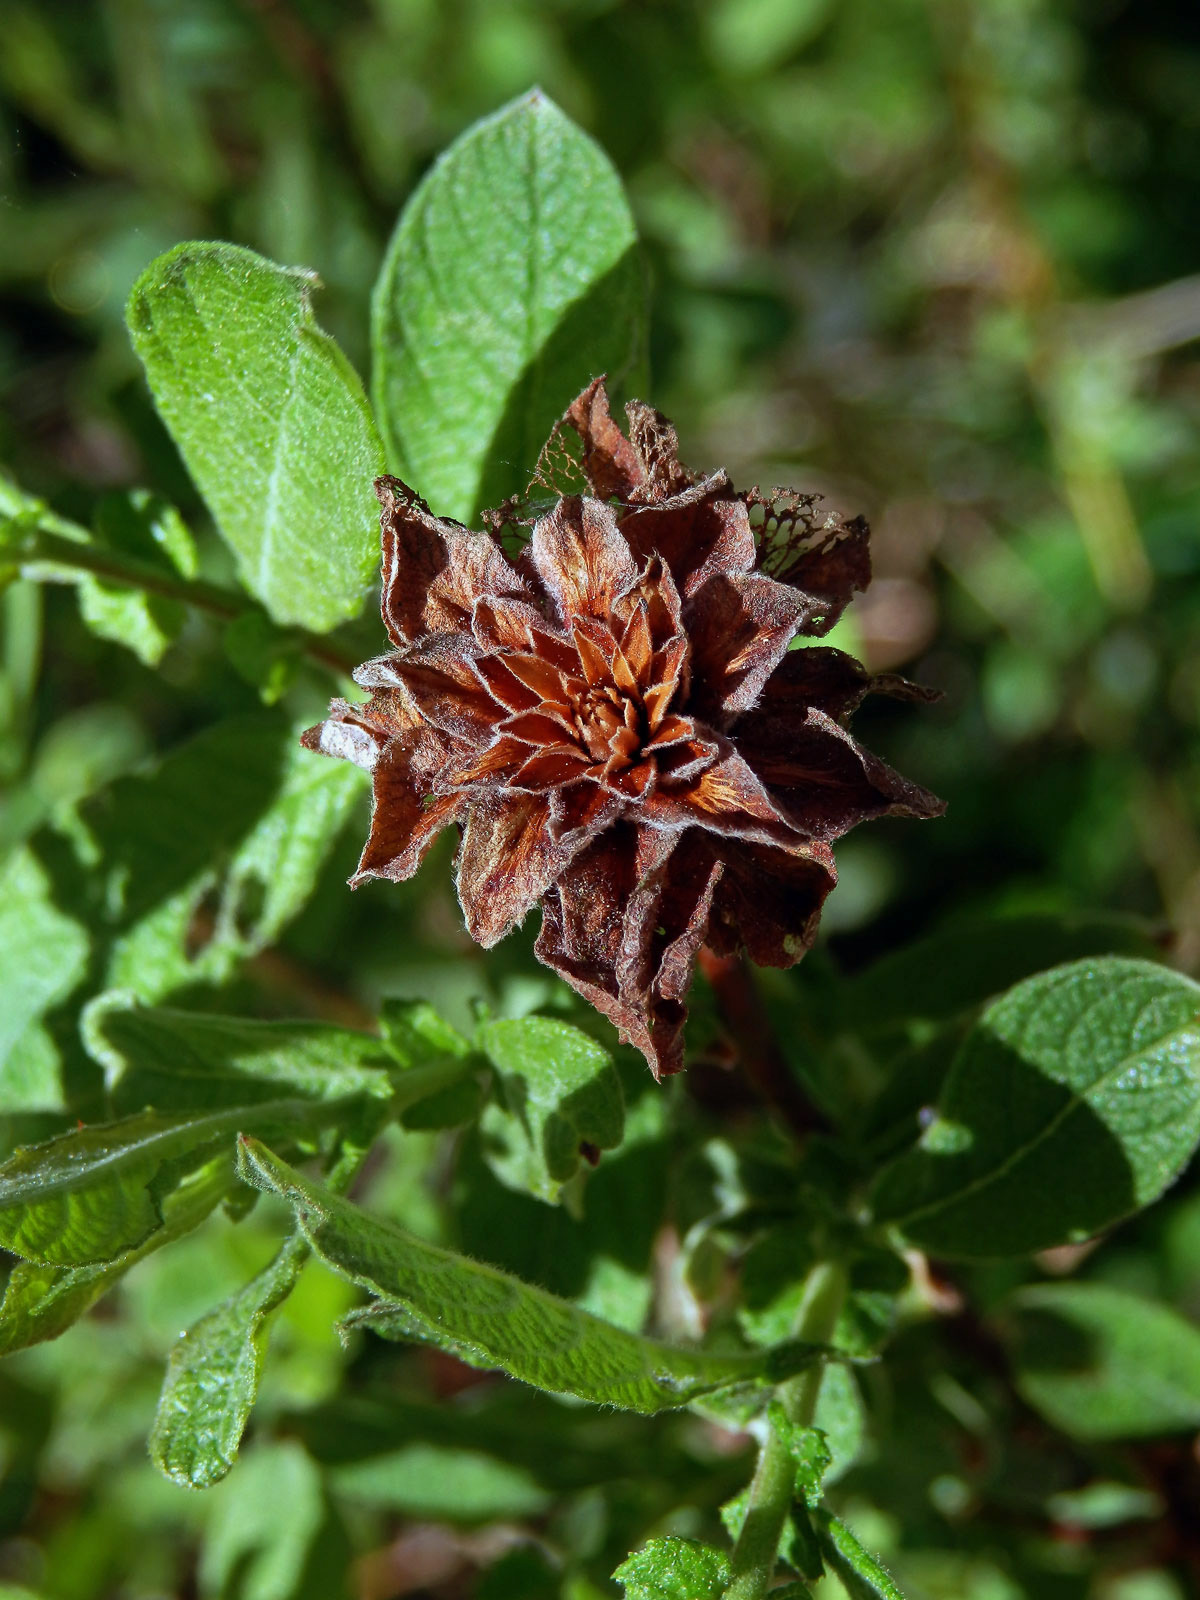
[302,379,943,1078]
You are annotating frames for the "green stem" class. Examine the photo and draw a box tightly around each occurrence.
[13,523,358,678]
[725,1260,848,1600]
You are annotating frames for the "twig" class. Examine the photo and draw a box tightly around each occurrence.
[14,523,359,678]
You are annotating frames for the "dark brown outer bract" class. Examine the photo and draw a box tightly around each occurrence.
[303,380,943,1078]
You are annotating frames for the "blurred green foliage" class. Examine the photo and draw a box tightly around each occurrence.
[4,1,1200,1598]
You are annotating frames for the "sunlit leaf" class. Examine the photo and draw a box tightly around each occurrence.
[238,1138,825,1413]
[871,959,1200,1257]
[371,90,645,520]
[127,242,385,630]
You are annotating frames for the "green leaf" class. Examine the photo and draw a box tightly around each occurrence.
[871,959,1200,1257]
[77,491,196,667]
[0,1156,229,1356]
[0,1099,345,1265]
[845,913,1160,1032]
[126,241,385,630]
[612,1536,731,1600]
[82,994,394,1113]
[371,90,645,520]
[1005,1282,1200,1439]
[768,1401,832,1506]
[70,713,365,1001]
[380,999,483,1129]
[0,847,88,1111]
[328,1443,551,1521]
[816,1512,907,1600]
[150,1232,309,1487]
[477,1016,624,1204]
[237,1139,822,1413]
[197,1440,325,1600]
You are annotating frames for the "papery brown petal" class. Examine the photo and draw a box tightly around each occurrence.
[749,646,876,723]
[643,712,699,751]
[388,638,498,742]
[501,709,579,746]
[350,740,464,887]
[622,478,755,599]
[536,825,720,1078]
[624,401,694,502]
[740,707,946,838]
[612,555,685,644]
[564,376,644,500]
[706,837,837,968]
[617,830,724,1077]
[619,602,654,683]
[301,699,390,771]
[645,738,798,847]
[456,789,604,946]
[473,654,542,714]
[535,825,657,1060]
[531,495,638,624]
[601,758,656,800]
[473,597,579,674]
[572,625,610,688]
[685,572,803,725]
[437,735,529,790]
[511,748,593,790]
[767,514,871,635]
[377,476,529,646]
[501,650,572,705]
[549,779,620,846]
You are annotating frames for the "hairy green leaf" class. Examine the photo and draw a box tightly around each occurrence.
[0,1100,344,1265]
[816,1512,907,1600]
[83,994,394,1113]
[768,1401,832,1506]
[612,1536,730,1600]
[0,1157,229,1356]
[70,714,364,1001]
[1006,1282,1200,1439]
[151,1232,310,1487]
[478,1016,624,1204]
[238,1139,823,1413]
[371,90,645,520]
[127,241,385,630]
[871,959,1200,1257]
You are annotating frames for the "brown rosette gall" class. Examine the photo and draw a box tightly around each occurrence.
[303,380,943,1078]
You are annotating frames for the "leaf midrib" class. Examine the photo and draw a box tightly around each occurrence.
[886,989,1200,1230]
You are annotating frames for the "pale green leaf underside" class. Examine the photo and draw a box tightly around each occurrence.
[871,958,1200,1257]
[127,241,385,630]
[371,89,645,521]
[238,1139,816,1414]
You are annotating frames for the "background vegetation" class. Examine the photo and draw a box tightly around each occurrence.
[3,2,1200,1598]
